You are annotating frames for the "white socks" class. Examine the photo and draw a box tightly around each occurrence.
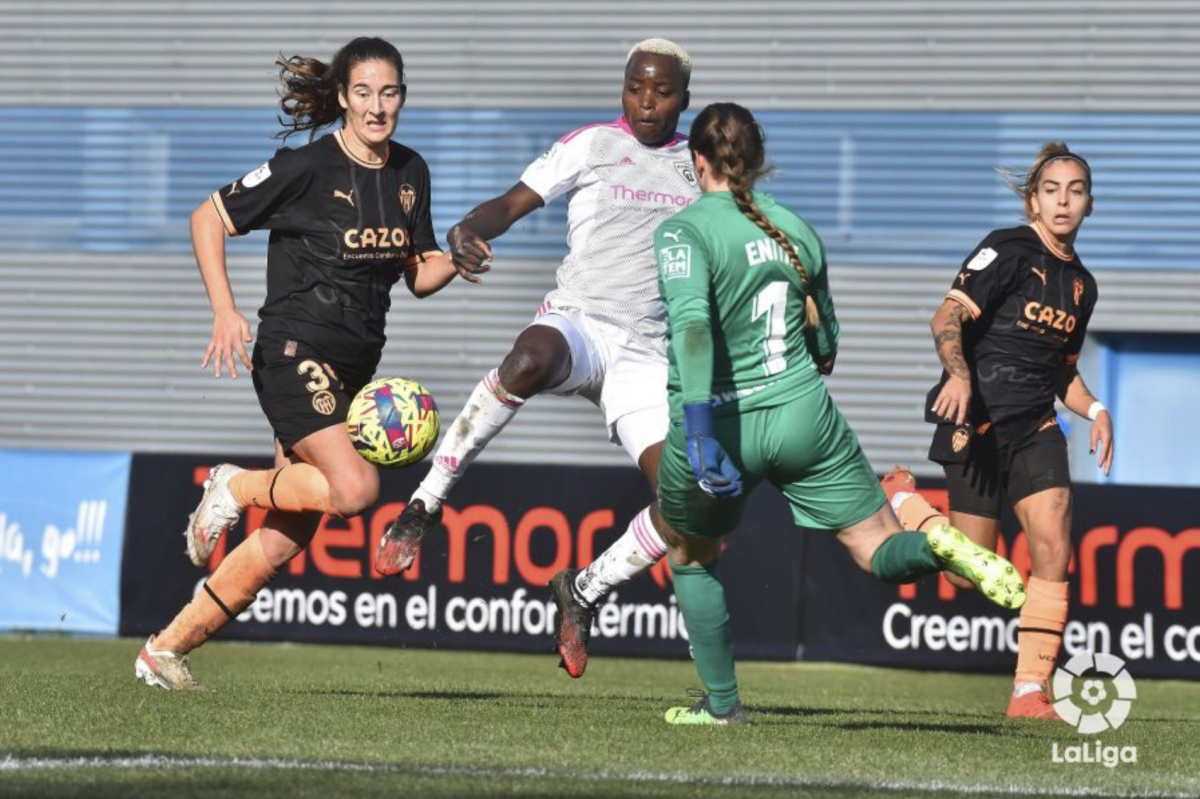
[573,506,667,606]
[415,369,525,512]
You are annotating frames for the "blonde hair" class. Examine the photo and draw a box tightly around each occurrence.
[625,38,693,85]
[998,142,1092,222]
[689,103,820,329]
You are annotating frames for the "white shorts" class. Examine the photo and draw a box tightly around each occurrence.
[528,305,668,465]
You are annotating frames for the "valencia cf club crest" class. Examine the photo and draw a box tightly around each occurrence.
[1074,277,1085,306]
[312,390,337,416]
[951,425,970,454]
[399,184,416,214]
[674,160,697,188]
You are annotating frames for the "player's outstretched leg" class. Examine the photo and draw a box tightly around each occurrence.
[376,368,526,576]
[548,506,667,677]
[881,467,1057,715]
[877,468,1025,609]
[187,460,349,567]
[663,560,747,725]
[136,529,284,690]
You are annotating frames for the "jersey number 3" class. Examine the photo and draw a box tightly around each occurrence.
[752,281,789,377]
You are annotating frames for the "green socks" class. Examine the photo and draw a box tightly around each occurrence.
[870,531,942,584]
[670,561,740,715]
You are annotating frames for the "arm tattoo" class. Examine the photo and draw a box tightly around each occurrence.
[934,304,971,380]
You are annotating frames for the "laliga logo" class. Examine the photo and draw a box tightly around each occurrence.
[1051,651,1137,734]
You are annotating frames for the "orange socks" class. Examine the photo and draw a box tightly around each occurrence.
[156,531,279,654]
[1014,576,1069,686]
[228,464,332,514]
[891,491,949,534]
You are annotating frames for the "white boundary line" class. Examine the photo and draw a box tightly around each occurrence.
[1,754,1196,797]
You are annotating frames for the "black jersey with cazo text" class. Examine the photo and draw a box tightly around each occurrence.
[932,225,1097,447]
[210,129,439,372]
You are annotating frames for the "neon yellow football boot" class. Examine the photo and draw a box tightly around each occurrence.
[927,524,1026,610]
[664,691,749,726]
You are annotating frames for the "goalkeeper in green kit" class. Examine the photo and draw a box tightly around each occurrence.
[655,103,1027,726]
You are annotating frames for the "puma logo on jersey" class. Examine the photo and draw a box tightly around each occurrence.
[1031,266,1047,285]
[333,189,355,207]
[663,230,682,242]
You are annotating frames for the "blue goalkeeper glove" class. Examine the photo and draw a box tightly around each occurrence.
[683,402,743,498]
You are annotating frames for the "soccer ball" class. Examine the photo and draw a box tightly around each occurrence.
[346,377,440,467]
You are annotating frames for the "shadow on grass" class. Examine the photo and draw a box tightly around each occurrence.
[748,706,1001,734]
[291,688,662,708]
[819,720,1001,735]
[301,688,511,702]
[753,705,988,720]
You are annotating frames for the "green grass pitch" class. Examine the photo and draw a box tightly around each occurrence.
[0,637,1196,798]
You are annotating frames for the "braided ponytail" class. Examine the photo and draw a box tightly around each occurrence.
[690,103,819,329]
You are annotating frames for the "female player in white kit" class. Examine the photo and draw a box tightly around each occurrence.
[375,39,696,677]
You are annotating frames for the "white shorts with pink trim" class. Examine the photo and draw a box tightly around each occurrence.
[527,303,668,464]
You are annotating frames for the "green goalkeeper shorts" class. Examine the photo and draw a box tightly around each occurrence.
[657,386,886,538]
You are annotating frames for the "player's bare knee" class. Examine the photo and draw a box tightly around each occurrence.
[327,476,379,518]
[1030,535,1070,577]
[498,346,558,396]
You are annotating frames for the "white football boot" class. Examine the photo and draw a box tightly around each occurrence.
[184,463,244,567]
[134,635,204,691]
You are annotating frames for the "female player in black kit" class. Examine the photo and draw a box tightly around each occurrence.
[884,143,1114,719]
[135,37,464,690]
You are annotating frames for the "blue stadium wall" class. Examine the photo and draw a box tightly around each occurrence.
[3,104,1199,483]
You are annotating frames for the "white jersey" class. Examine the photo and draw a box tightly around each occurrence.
[519,117,699,356]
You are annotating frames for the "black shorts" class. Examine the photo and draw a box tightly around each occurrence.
[251,337,371,454]
[940,423,1071,519]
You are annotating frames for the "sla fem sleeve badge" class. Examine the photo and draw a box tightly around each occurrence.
[661,244,691,281]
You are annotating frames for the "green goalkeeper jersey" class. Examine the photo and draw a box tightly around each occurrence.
[656,190,840,418]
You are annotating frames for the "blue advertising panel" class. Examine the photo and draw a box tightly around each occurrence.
[0,450,131,633]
